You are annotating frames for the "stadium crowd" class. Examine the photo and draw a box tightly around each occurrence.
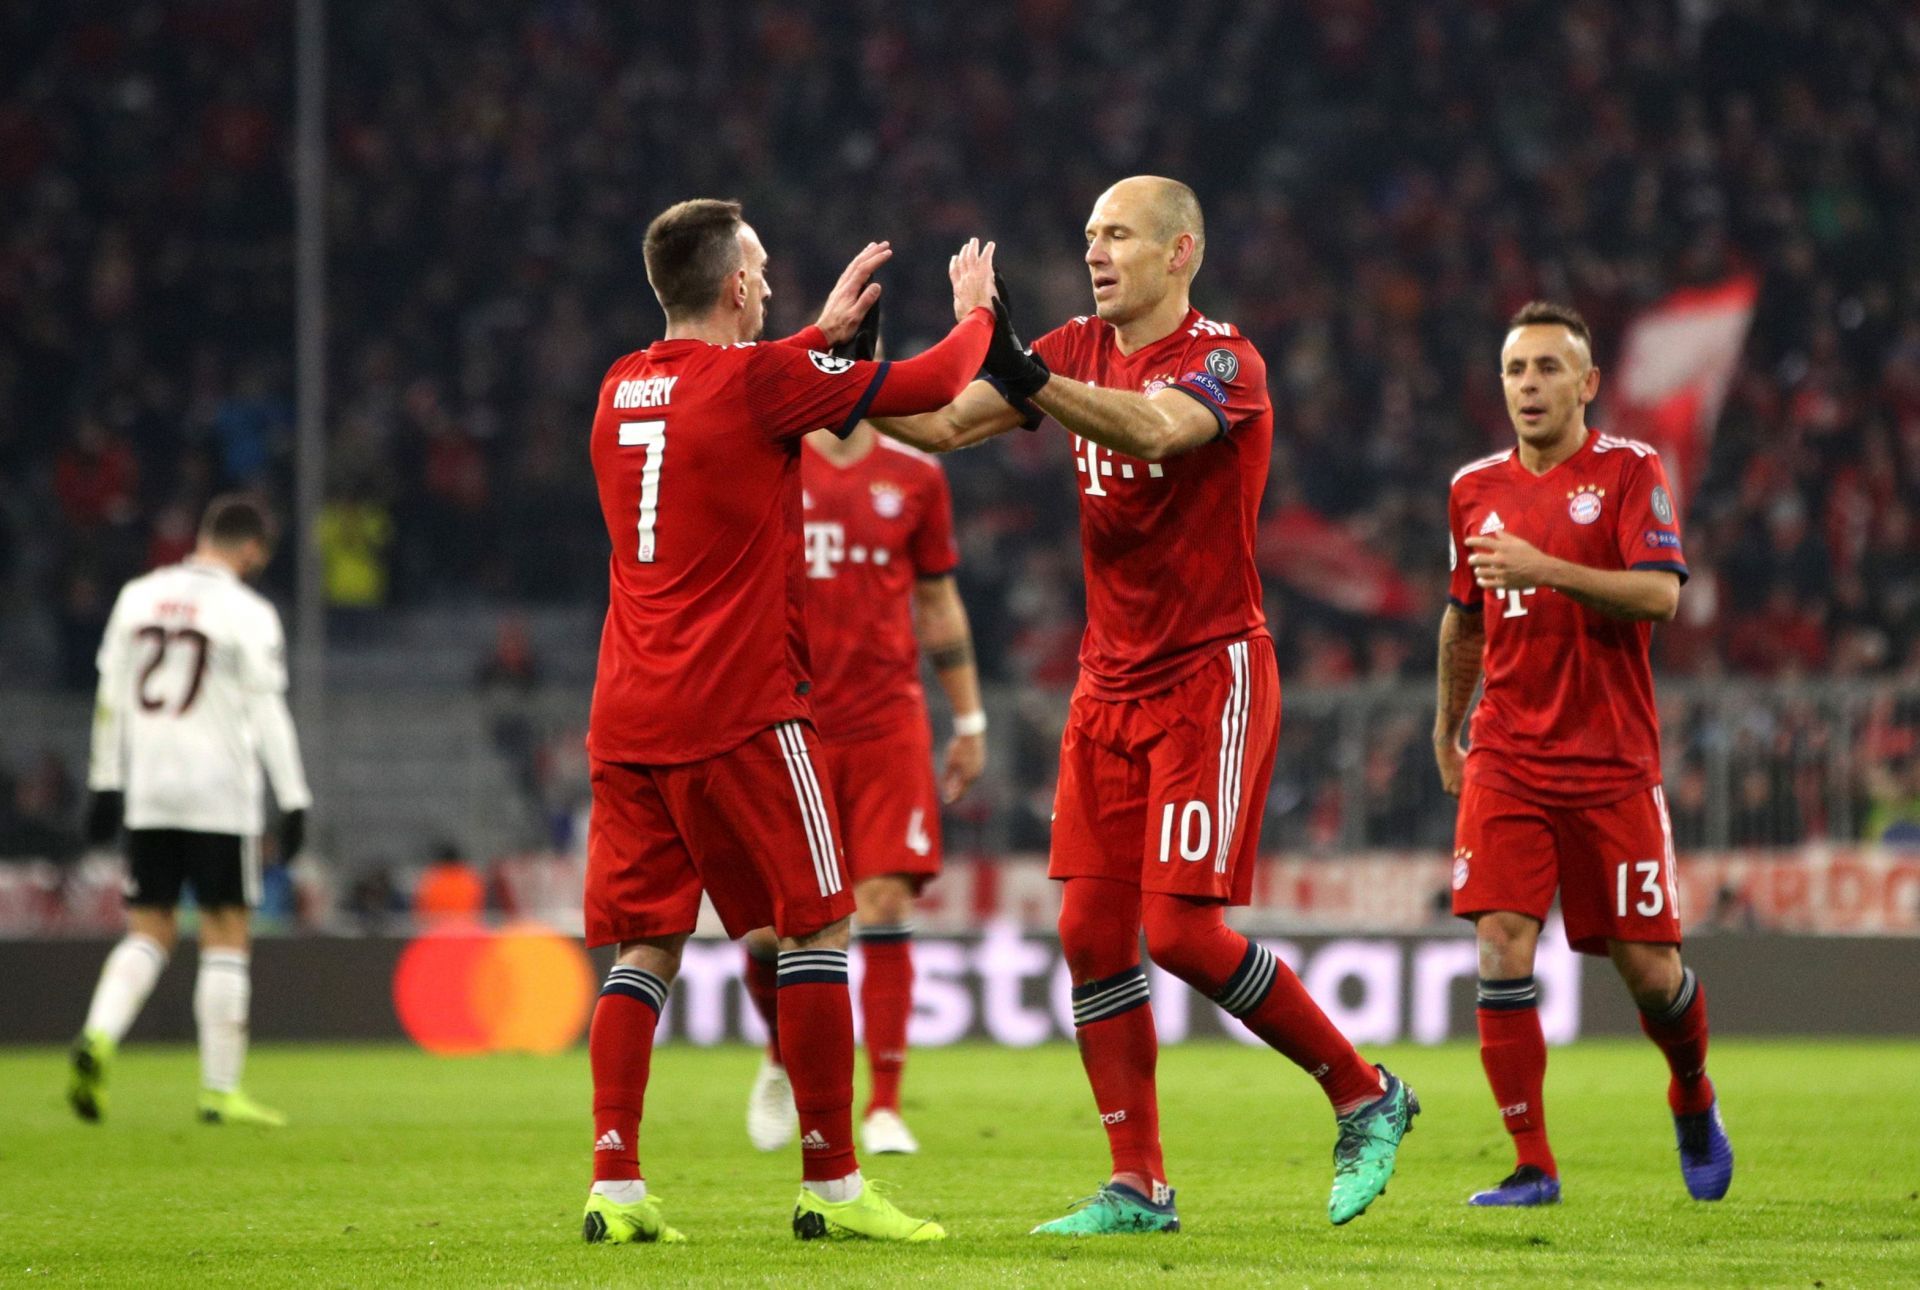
[3,1,1919,866]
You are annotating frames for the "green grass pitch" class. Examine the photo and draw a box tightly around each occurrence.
[4,1039,1917,1287]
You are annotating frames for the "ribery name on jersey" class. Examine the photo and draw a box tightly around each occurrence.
[611,375,678,410]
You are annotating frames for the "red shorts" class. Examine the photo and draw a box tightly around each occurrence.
[818,718,941,888]
[585,721,854,947]
[1451,777,1683,956]
[1049,636,1279,904]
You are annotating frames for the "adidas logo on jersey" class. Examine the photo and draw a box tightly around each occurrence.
[1479,511,1505,535]
[800,1129,831,1151]
[594,1129,625,1153]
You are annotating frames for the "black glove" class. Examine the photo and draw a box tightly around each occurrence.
[981,273,1050,401]
[86,790,124,846]
[278,809,307,862]
[832,299,881,362]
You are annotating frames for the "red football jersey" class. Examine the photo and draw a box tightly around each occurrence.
[1032,309,1272,697]
[587,339,890,765]
[801,435,958,743]
[1448,429,1690,807]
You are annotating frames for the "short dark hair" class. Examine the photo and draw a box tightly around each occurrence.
[643,198,745,318]
[200,493,275,548]
[1508,300,1592,350]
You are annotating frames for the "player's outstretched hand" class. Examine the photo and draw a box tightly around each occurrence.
[983,272,1051,400]
[949,238,997,321]
[941,732,986,804]
[814,241,892,348]
[86,790,124,846]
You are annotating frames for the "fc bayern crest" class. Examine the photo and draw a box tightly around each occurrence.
[1568,488,1603,524]
[870,482,905,519]
[1452,854,1470,891]
[1204,347,1239,382]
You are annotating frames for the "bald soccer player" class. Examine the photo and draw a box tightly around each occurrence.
[872,177,1417,1234]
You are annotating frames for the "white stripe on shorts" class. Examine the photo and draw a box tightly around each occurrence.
[775,723,841,898]
[241,832,262,908]
[1214,641,1251,873]
[1652,785,1681,921]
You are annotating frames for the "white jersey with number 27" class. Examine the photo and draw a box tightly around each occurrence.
[88,559,312,836]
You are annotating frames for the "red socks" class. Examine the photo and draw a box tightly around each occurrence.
[590,965,669,1182]
[1141,894,1381,1112]
[1059,877,1166,1185]
[1641,968,1714,1115]
[857,926,914,1115]
[1476,976,1556,1177]
[743,947,781,1064]
[776,948,859,1182]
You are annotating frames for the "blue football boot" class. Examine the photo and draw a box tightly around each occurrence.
[1469,1164,1562,1207]
[1673,1098,1734,1200]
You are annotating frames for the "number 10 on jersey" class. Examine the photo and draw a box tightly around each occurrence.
[619,420,666,562]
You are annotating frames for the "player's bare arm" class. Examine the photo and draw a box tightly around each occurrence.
[1431,605,1485,796]
[870,381,1030,454]
[1465,531,1680,621]
[1030,377,1219,463]
[911,574,986,802]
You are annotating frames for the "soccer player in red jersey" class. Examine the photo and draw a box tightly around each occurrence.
[871,176,1417,1234]
[580,197,999,1245]
[740,365,987,1159]
[1435,301,1733,1207]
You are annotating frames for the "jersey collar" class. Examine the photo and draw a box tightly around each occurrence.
[183,556,240,582]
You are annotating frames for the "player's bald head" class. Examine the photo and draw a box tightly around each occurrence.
[1098,176,1206,266]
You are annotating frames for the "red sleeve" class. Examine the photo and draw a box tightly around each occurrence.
[1615,451,1690,582]
[743,345,890,442]
[1030,320,1081,372]
[1168,333,1266,438]
[773,325,830,350]
[863,307,994,416]
[1447,483,1484,612]
[908,465,959,578]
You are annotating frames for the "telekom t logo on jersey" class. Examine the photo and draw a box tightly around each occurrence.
[803,522,893,579]
[1074,434,1166,497]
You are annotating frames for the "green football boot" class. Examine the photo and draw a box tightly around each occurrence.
[67,1030,114,1123]
[1328,1066,1419,1225]
[582,1191,685,1244]
[792,1181,945,1241]
[1031,1182,1180,1236]
[197,1087,288,1128]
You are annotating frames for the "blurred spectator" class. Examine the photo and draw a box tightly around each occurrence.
[413,842,487,923]
[2,0,1918,694]
[1864,757,1920,847]
[0,750,79,862]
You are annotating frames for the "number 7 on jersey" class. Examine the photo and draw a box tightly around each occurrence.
[619,420,667,562]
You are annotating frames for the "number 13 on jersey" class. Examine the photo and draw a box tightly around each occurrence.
[619,420,666,562]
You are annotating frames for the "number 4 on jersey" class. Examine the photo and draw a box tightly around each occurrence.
[619,420,666,562]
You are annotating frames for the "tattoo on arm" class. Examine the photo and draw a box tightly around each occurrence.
[1434,608,1485,740]
[927,640,973,672]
